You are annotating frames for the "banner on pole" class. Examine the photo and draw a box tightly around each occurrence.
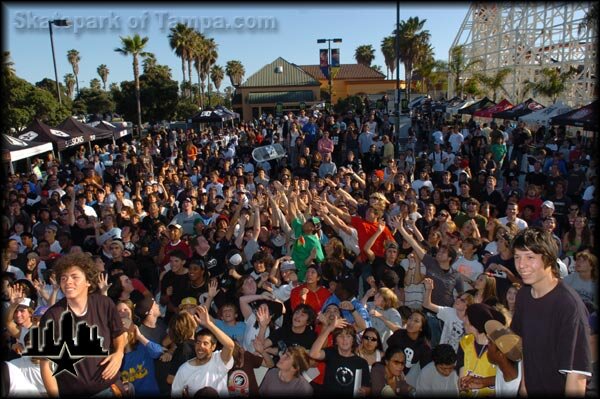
[320,49,329,79]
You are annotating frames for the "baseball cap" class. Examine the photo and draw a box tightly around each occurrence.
[484,319,523,361]
[134,296,155,320]
[309,217,321,226]
[179,297,198,308]
[541,200,555,210]
[17,297,33,308]
[181,196,193,203]
[271,234,286,247]
[33,305,49,318]
[228,253,243,266]
[168,223,183,230]
[280,260,297,272]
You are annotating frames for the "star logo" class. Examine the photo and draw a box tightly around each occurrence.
[50,342,84,377]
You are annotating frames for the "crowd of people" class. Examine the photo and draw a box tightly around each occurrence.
[1,104,597,397]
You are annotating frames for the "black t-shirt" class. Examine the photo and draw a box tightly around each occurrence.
[484,254,518,300]
[371,257,406,289]
[386,329,432,370]
[323,348,371,395]
[268,325,317,351]
[160,270,190,322]
[70,225,95,247]
[511,282,592,395]
[168,339,195,377]
[40,293,126,396]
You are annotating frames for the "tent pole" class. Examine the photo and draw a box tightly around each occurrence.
[10,161,14,175]
[88,140,93,154]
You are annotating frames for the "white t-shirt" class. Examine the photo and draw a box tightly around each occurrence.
[242,312,270,353]
[9,357,46,395]
[4,361,43,397]
[451,256,484,290]
[437,306,465,351]
[448,132,464,153]
[495,361,522,397]
[498,217,528,231]
[171,351,234,397]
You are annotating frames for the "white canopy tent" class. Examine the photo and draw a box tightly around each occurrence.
[446,98,477,116]
[518,101,572,127]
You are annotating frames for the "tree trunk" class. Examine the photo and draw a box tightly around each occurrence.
[181,56,186,96]
[75,73,80,98]
[197,69,203,109]
[188,59,193,99]
[133,55,142,135]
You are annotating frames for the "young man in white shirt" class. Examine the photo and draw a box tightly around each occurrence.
[499,202,528,231]
[171,306,235,397]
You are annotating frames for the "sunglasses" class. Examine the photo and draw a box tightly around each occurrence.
[362,336,378,342]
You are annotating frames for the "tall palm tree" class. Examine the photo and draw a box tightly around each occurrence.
[67,49,81,96]
[169,23,195,97]
[210,65,225,94]
[380,36,396,79]
[64,73,76,99]
[192,33,206,106]
[354,45,376,67]
[114,34,151,132]
[523,66,578,104]
[202,37,218,106]
[472,68,512,102]
[226,60,245,87]
[3,51,16,77]
[448,45,482,98]
[97,64,109,91]
[396,17,431,99]
[414,55,448,98]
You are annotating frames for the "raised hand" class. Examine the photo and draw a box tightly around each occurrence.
[423,277,434,291]
[98,273,111,295]
[339,300,355,312]
[194,305,211,327]
[207,279,218,298]
[256,304,272,328]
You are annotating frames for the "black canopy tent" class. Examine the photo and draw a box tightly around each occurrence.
[492,98,545,120]
[2,134,54,174]
[457,97,496,115]
[549,100,599,132]
[88,120,132,144]
[17,119,79,161]
[57,117,114,152]
[190,105,240,128]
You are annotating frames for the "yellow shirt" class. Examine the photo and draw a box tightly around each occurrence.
[459,334,496,397]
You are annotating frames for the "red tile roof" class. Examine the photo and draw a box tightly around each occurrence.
[299,64,386,80]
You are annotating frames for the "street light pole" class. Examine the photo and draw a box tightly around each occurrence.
[48,19,70,106]
[317,38,342,111]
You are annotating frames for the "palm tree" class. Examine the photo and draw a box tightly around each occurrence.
[210,65,225,94]
[448,45,483,98]
[226,60,245,87]
[472,68,512,102]
[169,23,195,97]
[523,66,578,104]
[202,37,218,105]
[3,51,15,77]
[414,55,448,98]
[67,49,81,96]
[354,45,376,67]
[90,78,102,91]
[396,17,431,98]
[142,53,157,74]
[97,64,109,91]
[114,34,151,132]
[380,36,396,79]
[64,73,76,99]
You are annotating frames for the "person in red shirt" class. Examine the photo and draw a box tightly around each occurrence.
[518,185,543,222]
[158,223,192,268]
[326,203,394,263]
[290,264,331,314]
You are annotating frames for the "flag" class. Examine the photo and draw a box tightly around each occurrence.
[320,49,329,79]
[331,48,340,67]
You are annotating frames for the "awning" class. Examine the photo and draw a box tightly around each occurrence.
[2,134,54,163]
[492,98,545,120]
[473,99,513,118]
[549,100,599,131]
[246,91,315,104]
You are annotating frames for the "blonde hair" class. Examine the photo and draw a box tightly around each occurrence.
[379,287,400,309]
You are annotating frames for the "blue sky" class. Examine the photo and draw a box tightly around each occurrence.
[4,3,470,89]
